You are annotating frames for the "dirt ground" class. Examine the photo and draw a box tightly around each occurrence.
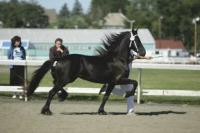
[0,96,200,133]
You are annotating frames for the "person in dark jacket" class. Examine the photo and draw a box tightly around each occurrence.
[8,35,26,99]
[49,38,69,60]
[49,38,69,101]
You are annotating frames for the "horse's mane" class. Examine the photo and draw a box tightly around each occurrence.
[96,31,129,57]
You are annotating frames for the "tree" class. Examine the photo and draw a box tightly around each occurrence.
[107,0,129,13]
[155,0,197,50]
[59,3,70,18]
[89,0,129,16]
[56,1,89,29]
[20,2,49,28]
[88,0,130,28]
[72,0,83,16]
[125,0,158,34]
[57,15,89,29]
[0,2,22,27]
[183,0,200,51]
[10,0,18,3]
[125,0,200,51]
[0,1,49,28]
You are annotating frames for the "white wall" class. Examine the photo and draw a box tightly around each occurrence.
[155,49,189,57]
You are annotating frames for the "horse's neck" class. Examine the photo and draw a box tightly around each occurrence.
[107,33,130,64]
[115,43,129,64]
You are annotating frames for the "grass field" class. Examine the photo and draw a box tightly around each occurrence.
[0,66,200,90]
[1,66,200,104]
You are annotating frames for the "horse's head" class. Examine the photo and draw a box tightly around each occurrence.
[129,29,146,57]
[98,30,146,60]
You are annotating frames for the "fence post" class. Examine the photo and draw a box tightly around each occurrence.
[137,68,142,104]
[24,60,28,102]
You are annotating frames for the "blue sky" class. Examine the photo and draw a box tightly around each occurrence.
[0,0,92,13]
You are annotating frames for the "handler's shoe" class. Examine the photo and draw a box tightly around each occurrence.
[127,112,136,116]
[127,109,136,116]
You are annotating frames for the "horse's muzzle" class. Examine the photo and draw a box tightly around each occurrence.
[139,50,146,57]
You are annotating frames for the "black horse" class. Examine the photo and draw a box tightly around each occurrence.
[27,29,146,115]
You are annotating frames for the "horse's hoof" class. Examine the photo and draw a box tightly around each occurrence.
[98,110,107,115]
[41,109,52,115]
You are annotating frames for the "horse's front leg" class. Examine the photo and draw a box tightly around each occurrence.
[41,86,59,115]
[98,84,114,115]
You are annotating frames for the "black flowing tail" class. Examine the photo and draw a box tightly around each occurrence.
[27,60,53,97]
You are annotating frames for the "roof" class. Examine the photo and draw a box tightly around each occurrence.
[104,12,127,27]
[156,39,185,49]
[0,28,155,44]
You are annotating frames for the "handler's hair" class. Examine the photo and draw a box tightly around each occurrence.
[11,35,22,48]
[55,38,63,44]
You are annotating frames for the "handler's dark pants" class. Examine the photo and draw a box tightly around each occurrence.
[10,66,25,86]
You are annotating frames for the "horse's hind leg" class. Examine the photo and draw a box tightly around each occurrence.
[41,84,62,115]
[98,84,114,115]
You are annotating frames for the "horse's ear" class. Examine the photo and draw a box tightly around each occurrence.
[136,27,138,32]
[131,27,135,33]
[132,27,138,34]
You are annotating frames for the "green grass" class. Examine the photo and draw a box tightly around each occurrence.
[131,69,200,90]
[1,66,200,104]
[1,66,200,90]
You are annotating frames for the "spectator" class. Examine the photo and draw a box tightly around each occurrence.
[8,35,26,99]
[49,38,69,60]
[49,38,69,101]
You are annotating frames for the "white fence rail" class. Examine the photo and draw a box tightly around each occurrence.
[1,86,200,97]
[1,59,200,103]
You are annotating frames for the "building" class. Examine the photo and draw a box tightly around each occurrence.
[0,28,155,59]
[155,39,188,57]
[44,9,57,24]
[103,12,128,29]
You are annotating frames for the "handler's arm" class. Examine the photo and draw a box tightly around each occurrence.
[135,55,152,60]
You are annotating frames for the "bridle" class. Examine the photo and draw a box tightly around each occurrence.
[129,31,139,54]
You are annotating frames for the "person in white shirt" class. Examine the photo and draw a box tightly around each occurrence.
[8,36,26,99]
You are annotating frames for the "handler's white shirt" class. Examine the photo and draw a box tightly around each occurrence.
[13,47,23,60]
